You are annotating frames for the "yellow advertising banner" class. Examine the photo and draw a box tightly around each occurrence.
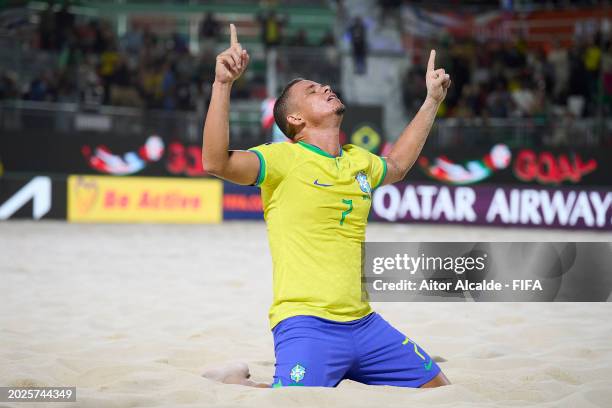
[67,175,222,223]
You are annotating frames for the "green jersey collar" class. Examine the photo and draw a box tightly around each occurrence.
[297,141,343,158]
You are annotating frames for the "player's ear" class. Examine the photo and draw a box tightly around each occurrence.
[286,113,304,128]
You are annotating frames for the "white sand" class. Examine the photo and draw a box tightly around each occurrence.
[1,221,611,408]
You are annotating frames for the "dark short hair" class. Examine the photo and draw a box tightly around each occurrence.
[273,78,304,139]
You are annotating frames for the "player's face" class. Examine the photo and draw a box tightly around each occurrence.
[291,80,345,124]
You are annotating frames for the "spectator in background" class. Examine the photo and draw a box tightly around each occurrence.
[171,32,189,54]
[319,29,339,76]
[511,78,537,117]
[161,61,177,110]
[79,56,104,107]
[175,52,195,80]
[452,99,471,119]
[0,71,19,100]
[56,70,78,103]
[175,73,193,111]
[25,71,56,102]
[548,109,573,147]
[109,55,142,107]
[200,12,220,54]
[87,20,107,54]
[532,87,549,121]
[194,48,216,111]
[547,39,570,102]
[583,34,602,111]
[39,1,56,50]
[485,82,513,118]
[99,42,121,104]
[200,12,220,40]
[121,28,143,55]
[74,20,96,53]
[602,41,612,114]
[349,16,367,75]
[55,2,75,50]
[568,41,588,116]
[141,28,163,63]
[401,66,426,116]
[320,29,335,47]
[258,10,286,49]
[527,48,548,86]
[502,36,527,77]
[377,0,402,32]
[448,38,471,107]
[460,84,480,117]
[289,29,308,46]
[140,60,164,109]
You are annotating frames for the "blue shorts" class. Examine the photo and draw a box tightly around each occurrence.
[271,312,441,388]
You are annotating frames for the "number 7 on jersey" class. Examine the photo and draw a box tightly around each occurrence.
[340,199,353,226]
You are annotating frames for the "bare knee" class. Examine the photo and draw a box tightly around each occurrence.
[420,371,451,388]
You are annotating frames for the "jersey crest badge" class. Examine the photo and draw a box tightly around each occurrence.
[356,171,371,194]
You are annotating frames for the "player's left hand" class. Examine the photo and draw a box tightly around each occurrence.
[425,49,451,104]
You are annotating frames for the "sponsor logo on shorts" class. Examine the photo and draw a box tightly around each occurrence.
[290,364,306,383]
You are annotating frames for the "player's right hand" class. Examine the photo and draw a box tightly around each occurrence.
[215,23,250,84]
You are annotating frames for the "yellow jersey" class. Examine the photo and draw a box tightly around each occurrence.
[249,141,387,329]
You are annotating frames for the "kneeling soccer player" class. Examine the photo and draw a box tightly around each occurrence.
[202,24,451,388]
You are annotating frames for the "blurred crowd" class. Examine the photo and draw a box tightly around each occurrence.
[0,1,610,124]
[1,4,215,110]
[402,33,612,120]
[0,6,337,111]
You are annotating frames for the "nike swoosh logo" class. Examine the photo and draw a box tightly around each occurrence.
[313,179,333,187]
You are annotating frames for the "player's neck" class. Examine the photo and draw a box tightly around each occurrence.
[297,127,341,157]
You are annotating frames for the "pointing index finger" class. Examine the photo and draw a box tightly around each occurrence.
[230,23,238,46]
[427,49,436,72]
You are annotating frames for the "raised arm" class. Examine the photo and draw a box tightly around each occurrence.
[202,24,260,185]
[382,50,451,185]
